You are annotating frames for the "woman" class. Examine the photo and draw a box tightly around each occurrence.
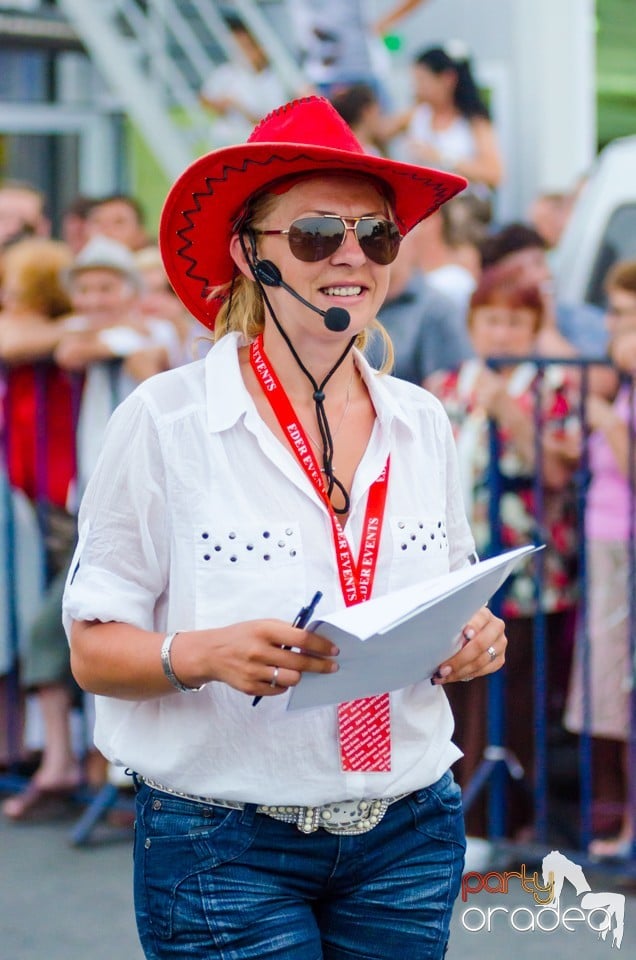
[0,237,81,815]
[565,259,636,859]
[401,44,503,194]
[0,237,76,515]
[427,265,579,838]
[63,96,507,960]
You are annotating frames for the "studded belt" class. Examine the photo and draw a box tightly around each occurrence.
[140,776,409,835]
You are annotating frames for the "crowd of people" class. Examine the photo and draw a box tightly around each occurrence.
[0,5,634,927]
[0,183,204,818]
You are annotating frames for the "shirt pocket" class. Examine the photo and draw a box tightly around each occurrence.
[388,515,450,590]
[192,518,305,628]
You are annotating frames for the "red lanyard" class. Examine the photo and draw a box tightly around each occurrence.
[249,335,389,606]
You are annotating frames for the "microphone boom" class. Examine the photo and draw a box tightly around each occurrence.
[253,258,351,332]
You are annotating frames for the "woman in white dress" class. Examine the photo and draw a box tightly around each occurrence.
[399,44,503,194]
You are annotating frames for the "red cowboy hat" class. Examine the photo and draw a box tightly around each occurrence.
[160,96,467,330]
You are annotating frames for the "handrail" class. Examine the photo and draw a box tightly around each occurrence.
[56,0,302,179]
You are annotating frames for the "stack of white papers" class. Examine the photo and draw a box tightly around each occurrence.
[287,544,540,710]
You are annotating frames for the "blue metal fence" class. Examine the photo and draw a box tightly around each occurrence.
[451,355,636,868]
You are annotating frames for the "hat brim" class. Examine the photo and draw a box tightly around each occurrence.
[160,141,467,330]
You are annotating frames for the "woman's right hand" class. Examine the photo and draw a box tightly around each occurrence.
[170,620,340,698]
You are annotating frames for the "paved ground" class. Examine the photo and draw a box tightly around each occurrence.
[1,812,143,960]
[2,808,635,959]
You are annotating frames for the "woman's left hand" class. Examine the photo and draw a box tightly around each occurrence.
[431,606,507,684]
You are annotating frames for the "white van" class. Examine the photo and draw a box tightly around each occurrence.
[553,135,636,309]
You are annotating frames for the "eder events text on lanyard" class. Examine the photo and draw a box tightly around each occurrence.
[249,334,390,607]
[250,335,393,772]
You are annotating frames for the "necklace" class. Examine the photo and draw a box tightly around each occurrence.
[304,370,354,460]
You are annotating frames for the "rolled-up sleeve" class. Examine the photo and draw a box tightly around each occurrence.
[63,392,169,638]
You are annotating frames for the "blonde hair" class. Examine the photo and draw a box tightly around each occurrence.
[2,237,73,318]
[212,186,395,373]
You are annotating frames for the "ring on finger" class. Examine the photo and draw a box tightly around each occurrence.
[461,675,473,683]
[270,666,280,688]
[487,645,497,663]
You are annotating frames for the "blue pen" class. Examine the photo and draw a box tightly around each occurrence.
[252,590,323,706]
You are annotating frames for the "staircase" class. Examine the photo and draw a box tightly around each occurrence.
[56,0,304,180]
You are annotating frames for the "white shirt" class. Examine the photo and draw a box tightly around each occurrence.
[201,62,286,147]
[63,332,474,805]
[407,103,477,168]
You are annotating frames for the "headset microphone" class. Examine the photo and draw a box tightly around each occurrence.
[252,258,351,333]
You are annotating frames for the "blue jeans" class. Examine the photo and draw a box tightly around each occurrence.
[133,770,465,959]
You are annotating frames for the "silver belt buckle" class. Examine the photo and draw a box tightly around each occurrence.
[293,797,395,835]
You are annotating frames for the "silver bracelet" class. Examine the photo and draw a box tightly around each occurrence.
[160,632,204,692]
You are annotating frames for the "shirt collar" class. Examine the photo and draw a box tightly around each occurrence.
[205,330,417,440]
[205,332,251,433]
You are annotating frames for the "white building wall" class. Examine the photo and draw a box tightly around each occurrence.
[373,0,597,221]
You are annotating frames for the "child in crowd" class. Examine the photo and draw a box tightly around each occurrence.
[565,258,636,858]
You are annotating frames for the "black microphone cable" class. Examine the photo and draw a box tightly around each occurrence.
[239,233,355,514]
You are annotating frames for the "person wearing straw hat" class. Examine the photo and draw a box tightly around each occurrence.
[63,96,507,959]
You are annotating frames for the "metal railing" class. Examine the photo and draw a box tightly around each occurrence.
[457,356,636,871]
[56,0,303,179]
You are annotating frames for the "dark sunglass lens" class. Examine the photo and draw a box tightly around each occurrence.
[288,217,344,262]
[357,219,401,265]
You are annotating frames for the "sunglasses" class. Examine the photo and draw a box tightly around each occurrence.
[252,215,401,265]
